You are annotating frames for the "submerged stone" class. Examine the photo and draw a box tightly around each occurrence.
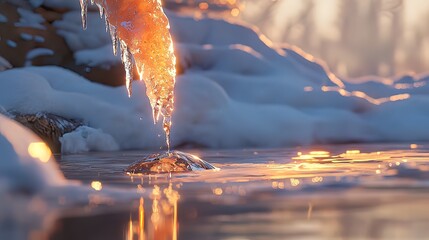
[125,151,217,175]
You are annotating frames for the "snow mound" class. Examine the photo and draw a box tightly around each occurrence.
[0,114,65,193]
[60,126,119,154]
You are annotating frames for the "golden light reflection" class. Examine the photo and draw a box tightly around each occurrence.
[346,150,361,155]
[410,144,418,149]
[293,151,331,162]
[230,8,240,17]
[91,181,103,191]
[126,184,180,240]
[213,187,223,195]
[307,203,313,220]
[320,85,411,105]
[139,198,145,240]
[27,142,51,163]
[311,177,323,183]
[290,178,300,187]
[199,2,209,10]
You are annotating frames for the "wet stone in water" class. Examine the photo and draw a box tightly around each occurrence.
[125,151,217,175]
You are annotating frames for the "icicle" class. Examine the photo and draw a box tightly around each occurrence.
[96,3,104,18]
[121,40,133,97]
[109,24,118,56]
[79,0,88,30]
[104,17,110,32]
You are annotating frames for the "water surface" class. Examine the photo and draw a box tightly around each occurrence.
[49,143,429,240]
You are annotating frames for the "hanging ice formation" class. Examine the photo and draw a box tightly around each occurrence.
[79,0,176,150]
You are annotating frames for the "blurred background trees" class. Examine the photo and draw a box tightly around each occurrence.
[164,0,429,78]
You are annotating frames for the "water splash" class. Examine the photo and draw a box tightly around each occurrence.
[80,0,176,150]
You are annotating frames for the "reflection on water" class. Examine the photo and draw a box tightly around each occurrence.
[45,144,429,239]
[124,184,179,240]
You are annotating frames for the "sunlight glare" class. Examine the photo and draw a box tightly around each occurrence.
[27,142,51,163]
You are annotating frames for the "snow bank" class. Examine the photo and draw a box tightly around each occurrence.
[0,114,65,193]
[1,64,428,153]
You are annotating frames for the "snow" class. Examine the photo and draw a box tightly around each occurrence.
[33,35,45,43]
[60,126,119,154]
[28,0,44,7]
[0,56,12,71]
[0,13,7,23]
[15,8,46,30]
[1,63,429,153]
[20,33,33,41]
[74,44,119,68]
[6,40,17,48]
[54,11,111,52]
[25,48,54,61]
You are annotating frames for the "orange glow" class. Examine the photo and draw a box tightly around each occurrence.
[139,197,145,240]
[304,86,313,92]
[126,185,180,240]
[91,181,103,191]
[293,150,331,161]
[307,203,313,220]
[27,142,51,163]
[86,0,177,149]
[199,2,209,10]
[290,178,300,187]
[389,94,410,102]
[410,144,418,149]
[230,8,240,17]
[346,150,361,155]
[213,187,223,195]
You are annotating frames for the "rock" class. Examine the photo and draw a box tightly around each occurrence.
[125,151,217,175]
[11,112,82,153]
